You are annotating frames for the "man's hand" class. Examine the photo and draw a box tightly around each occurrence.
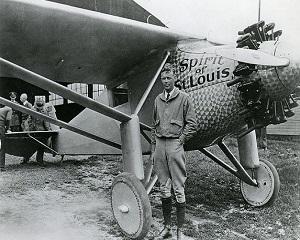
[6,130,12,133]
[179,136,185,146]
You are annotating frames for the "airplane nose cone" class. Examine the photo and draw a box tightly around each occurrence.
[259,41,300,100]
[275,41,300,91]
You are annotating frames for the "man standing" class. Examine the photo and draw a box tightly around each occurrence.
[9,92,21,132]
[20,93,33,131]
[150,63,197,239]
[20,93,33,164]
[31,98,51,165]
[0,104,12,170]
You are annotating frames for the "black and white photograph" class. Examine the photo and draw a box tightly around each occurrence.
[0,0,299,239]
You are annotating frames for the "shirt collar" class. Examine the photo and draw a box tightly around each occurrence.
[164,87,175,99]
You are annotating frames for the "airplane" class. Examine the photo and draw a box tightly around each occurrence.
[0,0,299,239]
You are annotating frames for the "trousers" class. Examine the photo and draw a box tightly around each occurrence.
[154,137,187,203]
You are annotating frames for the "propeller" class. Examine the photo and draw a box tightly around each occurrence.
[230,20,300,138]
[216,20,289,67]
[215,47,290,67]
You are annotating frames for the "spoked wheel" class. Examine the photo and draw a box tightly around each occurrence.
[240,159,280,207]
[111,172,152,239]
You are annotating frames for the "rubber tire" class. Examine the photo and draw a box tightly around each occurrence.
[240,159,280,207]
[111,172,152,239]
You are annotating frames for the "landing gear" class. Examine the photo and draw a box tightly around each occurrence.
[200,132,281,207]
[111,172,152,240]
[240,159,280,206]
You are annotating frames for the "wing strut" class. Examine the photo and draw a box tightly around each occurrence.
[27,133,59,155]
[0,57,131,122]
[134,51,170,115]
[0,97,121,149]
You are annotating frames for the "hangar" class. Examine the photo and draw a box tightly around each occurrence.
[0,0,165,122]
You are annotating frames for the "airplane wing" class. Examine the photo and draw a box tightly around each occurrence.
[0,0,204,85]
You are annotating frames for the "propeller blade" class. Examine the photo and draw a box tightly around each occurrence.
[215,47,290,66]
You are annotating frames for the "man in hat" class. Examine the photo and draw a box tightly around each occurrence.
[32,98,51,132]
[31,97,51,165]
[9,92,21,132]
[150,62,197,239]
[0,103,12,170]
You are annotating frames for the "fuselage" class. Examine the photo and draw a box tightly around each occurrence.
[171,41,242,148]
[172,40,300,149]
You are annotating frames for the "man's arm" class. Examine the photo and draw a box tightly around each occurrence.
[179,96,197,144]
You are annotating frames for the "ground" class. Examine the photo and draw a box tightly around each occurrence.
[0,138,299,240]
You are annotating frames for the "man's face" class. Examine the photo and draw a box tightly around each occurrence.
[20,94,27,103]
[161,71,175,93]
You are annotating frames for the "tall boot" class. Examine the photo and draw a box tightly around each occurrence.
[36,149,45,166]
[176,202,186,240]
[156,197,172,239]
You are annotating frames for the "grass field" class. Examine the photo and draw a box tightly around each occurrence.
[148,138,300,239]
[1,138,299,240]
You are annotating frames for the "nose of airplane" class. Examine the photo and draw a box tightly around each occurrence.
[275,41,300,91]
[259,41,300,100]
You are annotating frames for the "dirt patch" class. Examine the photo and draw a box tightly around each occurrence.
[0,156,122,240]
[0,138,299,240]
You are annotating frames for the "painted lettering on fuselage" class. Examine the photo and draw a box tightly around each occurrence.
[175,53,234,91]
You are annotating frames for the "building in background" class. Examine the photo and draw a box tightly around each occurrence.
[1,0,165,122]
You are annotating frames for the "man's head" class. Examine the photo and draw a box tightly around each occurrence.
[9,92,17,101]
[20,93,28,103]
[35,98,45,109]
[161,63,175,93]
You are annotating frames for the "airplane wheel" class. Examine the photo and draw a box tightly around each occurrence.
[240,159,280,207]
[111,172,152,239]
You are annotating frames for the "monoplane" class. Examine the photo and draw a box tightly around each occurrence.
[0,0,299,239]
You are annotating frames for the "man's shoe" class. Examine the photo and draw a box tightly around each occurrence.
[157,225,172,239]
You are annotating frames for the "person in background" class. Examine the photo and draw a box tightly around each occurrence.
[20,93,33,164]
[32,98,51,131]
[256,126,267,150]
[45,101,59,130]
[31,98,51,165]
[0,103,12,170]
[150,62,197,240]
[9,92,21,132]
[20,93,33,131]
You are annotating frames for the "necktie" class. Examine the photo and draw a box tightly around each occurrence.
[166,93,170,101]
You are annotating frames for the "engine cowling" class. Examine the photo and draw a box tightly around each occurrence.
[259,41,300,100]
[233,21,300,134]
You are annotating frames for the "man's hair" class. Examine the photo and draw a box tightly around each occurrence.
[20,93,28,100]
[161,62,175,75]
[9,92,17,98]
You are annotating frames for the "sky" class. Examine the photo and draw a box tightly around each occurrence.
[134,0,300,45]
